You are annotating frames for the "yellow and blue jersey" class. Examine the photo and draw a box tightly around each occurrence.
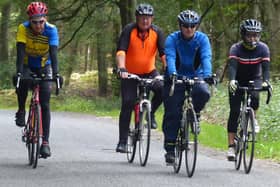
[16,21,59,68]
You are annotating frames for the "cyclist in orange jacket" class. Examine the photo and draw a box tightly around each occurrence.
[116,3,166,153]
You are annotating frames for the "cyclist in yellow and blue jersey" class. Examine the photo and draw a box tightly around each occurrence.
[15,2,60,158]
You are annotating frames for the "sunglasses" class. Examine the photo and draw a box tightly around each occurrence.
[31,20,45,25]
[181,23,196,28]
[245,33,260,38]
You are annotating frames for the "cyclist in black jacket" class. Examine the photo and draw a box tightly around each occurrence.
[227,19,270,161]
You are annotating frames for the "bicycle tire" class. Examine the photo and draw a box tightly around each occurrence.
[26,109,34,165]
[234,136,242,170]
[139,105,151,166]
[235,115,243,170]
[127,129,137,163]
[243,108,255,174]
[185,108,198,177]
[173,129,183,173]
[32,104,42,169]
[127,107,137,163]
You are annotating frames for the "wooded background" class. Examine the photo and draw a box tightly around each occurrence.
[1,0,280,96]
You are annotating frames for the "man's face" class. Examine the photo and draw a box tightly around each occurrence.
[180,23,197,39]
[30,16,46,34]
[136,15,153,31]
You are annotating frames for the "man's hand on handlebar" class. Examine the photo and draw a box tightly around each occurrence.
[117,68,128,79]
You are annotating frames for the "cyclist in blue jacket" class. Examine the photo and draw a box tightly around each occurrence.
[162,10,212,164]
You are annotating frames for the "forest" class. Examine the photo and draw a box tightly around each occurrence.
[1,0,280,96]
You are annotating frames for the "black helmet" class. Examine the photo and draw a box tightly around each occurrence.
[135,3,154,16]
[178,10,200,26]
[240,19,262,36]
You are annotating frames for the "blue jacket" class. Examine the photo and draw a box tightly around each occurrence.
[165,30,212,78]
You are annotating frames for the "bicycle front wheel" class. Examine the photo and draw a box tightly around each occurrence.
[234,135,242,170]
[243,108,255,174]
[127,113,137,163]
[127,104,139,163]
[173,129,183,173]
[235,115,243,170]
[32,104,42,169]
[26,110,34,165]
[184,108,198,177]
[139,105,151,166]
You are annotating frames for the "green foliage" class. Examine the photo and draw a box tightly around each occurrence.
[51,95,120,117]
[0,62,15,89]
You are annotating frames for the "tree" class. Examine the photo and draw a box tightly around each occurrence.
[0,2,11,62]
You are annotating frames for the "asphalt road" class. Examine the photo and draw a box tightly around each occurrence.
[0,109,280,187]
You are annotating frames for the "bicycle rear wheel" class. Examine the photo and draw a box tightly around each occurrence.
[173,129,183,173]
[32,104,42,169]
[243,108,255,174]
[185,108,198,177]
[139,105,151,166]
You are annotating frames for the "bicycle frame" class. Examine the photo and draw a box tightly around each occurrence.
[17,73,61,168]
[126,73,163,166]
[170,78,205,177]
[28,84,43,137]
[234,81,272,174]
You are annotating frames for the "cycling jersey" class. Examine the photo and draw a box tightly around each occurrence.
[16,21,59,68]
[228,41,270,82]
[116,23,165,74]
[165,31,212,78]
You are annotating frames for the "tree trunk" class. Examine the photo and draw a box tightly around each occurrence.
[89,41,95,71]
[84,43,89,72]
[64,40,79,86]
[96,30,108,96]
[0,2,11,62]
[117,0,136,28]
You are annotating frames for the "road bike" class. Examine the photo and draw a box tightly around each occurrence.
[234,81,272,174]
[169,76,216,177]
[126,73,163,166]
[16,73,61,168]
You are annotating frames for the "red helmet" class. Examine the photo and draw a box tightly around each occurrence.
[26,2,48,18]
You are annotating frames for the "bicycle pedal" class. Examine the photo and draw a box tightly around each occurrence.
[166,162,174,166]
[39,154,48,159]
[21,136,26,143]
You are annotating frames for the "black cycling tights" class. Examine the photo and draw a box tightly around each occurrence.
[17,80,51,142]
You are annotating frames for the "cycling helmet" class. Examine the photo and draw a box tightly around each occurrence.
[27,2,48,18]
[240,19,262,48]
[240,19,262,35]
[178,10,200,26]
[135,3,154,16]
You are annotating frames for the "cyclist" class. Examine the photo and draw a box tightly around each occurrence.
[15,2,60,158]
[163,10,212,164]
[116,3,166,153]
[227,19,270,161]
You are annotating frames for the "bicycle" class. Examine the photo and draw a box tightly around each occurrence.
[16,73,61,168]
[234,81,272,174]
[169,76,216,177]
[125,73,163,166]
